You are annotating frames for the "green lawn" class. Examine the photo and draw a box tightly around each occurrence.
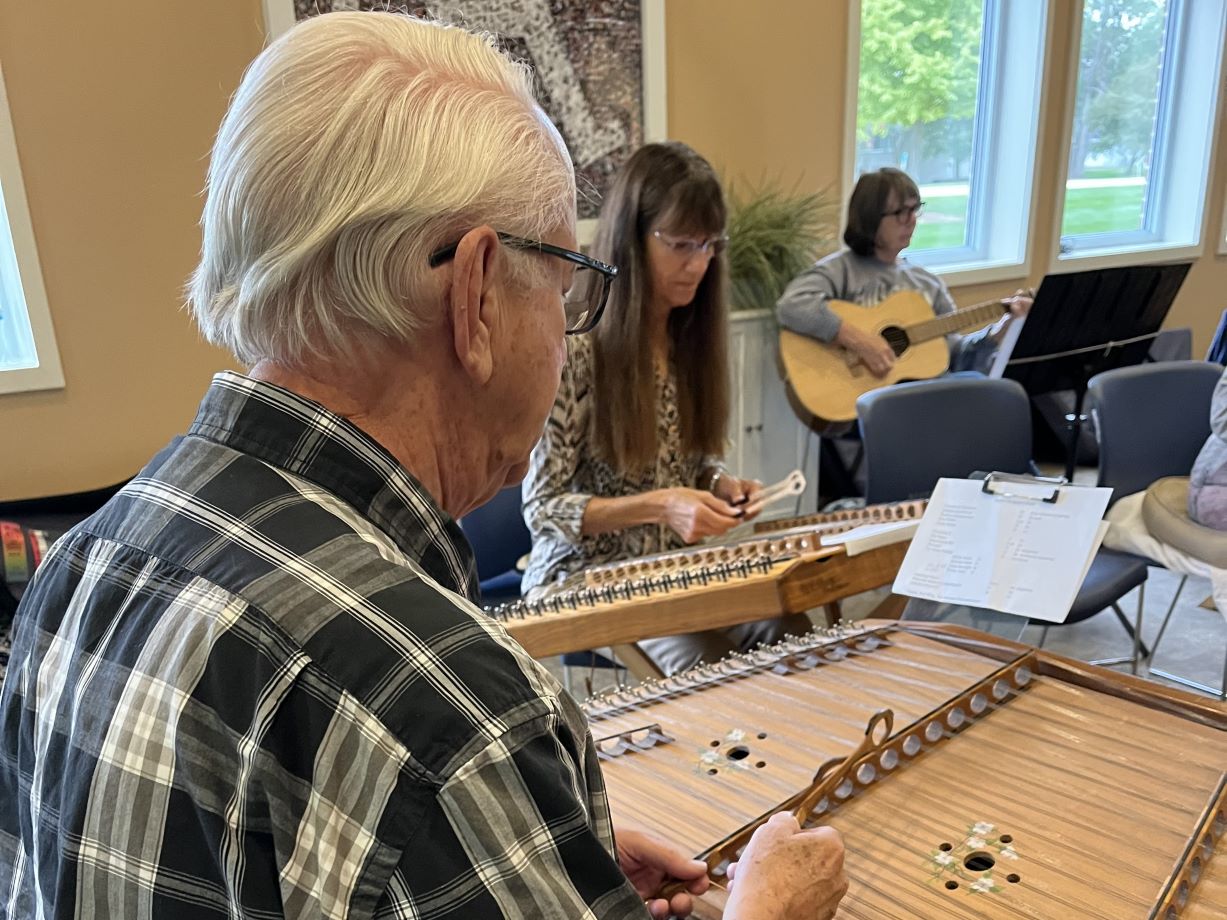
[908,185,1146,251]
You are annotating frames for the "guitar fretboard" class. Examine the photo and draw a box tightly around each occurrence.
[907,300,1008,344]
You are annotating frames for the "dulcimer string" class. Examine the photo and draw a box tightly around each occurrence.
[586,628,1055,879]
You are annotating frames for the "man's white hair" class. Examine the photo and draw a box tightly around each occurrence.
[187,12,575,367]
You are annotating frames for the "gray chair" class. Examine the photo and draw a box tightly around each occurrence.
[1088,360,1225,694]
[857,375,1149,670]
[857,376,1032,504]
[1089,361,1222,501]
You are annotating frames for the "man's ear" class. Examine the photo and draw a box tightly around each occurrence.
[446,225,500,385]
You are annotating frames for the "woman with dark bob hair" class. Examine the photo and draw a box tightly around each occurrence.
[521,142,810,675]
[776,167,1028,377]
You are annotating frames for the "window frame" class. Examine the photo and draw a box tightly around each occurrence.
[843,0,1052,286]
[0,59,63,395]
[1051,0,1227,271]
[1221,192,1227,255]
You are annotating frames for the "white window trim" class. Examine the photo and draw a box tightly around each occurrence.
[843,0,1051,287]
[0,60,63,395]
[1220,184,1227,255]
[1050,0,1227,272]
[261,0,668,249]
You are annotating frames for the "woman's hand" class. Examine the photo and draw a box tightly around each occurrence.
[835,321,896,377]
[1006,289,1032,317]
[711,471,755,515]
[654,488,742,543]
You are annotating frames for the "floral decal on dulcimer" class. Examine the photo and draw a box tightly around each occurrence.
[695,729,767,776]
[927,822,1021,894]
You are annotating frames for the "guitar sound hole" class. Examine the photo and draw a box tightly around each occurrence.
[879,326,909,357]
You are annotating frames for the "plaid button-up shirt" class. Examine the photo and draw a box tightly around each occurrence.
[0,372,647,919]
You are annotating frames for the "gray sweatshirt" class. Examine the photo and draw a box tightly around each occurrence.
[775,249,995,372]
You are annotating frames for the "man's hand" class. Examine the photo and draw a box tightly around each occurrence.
[723,813,848,920]
[835,322,895,377]
[616,828,710,919]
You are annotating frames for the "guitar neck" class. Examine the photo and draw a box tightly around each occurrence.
[909,300,1008,344]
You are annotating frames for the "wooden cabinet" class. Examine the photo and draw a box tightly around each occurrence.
[727,310,821,519]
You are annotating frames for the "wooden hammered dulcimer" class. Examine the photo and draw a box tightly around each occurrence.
[587,621,1227,919]
[486,500,927,660]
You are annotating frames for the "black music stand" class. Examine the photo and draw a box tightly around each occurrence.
[1001,261,1191,480]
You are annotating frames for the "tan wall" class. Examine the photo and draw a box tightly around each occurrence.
[0,1,261,500]
[666,0,1227,351]
[2,1,1225,498]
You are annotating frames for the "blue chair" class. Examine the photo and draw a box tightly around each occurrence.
[459,485,531,605]
[857,375,1149,670]
[459,486,624,688]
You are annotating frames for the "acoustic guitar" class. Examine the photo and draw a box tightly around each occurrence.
[778,289,1013,424]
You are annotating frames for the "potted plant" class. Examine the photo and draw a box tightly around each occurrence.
[725,181,838,312]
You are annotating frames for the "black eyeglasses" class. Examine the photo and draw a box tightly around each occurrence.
[882,201,925,221]
[428,232,618,335]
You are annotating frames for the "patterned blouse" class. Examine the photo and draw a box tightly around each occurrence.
[522,334,722,594]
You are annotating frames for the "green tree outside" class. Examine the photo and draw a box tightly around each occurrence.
[854,0,1169,249]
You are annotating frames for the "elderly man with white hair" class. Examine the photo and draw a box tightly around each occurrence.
[0,12,846,920]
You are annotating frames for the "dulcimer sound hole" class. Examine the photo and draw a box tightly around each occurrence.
[964,852,996,872]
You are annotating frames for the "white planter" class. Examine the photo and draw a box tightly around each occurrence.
[727,310,821,519]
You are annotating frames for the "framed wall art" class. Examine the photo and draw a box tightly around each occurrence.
[262,1,667,239]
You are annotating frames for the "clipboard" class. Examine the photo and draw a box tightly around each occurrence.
[892,473,1113,622]
[979,470,1067,504]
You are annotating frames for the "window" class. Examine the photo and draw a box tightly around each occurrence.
[850,0,1048,281]
[0,60,62,394]
[1058,0,1226,263]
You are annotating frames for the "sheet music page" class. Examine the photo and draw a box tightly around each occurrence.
[892,478,1112,622]
[987,314,1025,378]
[820,520,920,556]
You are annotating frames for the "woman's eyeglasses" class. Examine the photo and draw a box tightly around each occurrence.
[651,229,729,260]
[882,201,925,221]
[429,232,618,335]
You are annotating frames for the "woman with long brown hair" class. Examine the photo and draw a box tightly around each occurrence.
[521,142,810,675]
